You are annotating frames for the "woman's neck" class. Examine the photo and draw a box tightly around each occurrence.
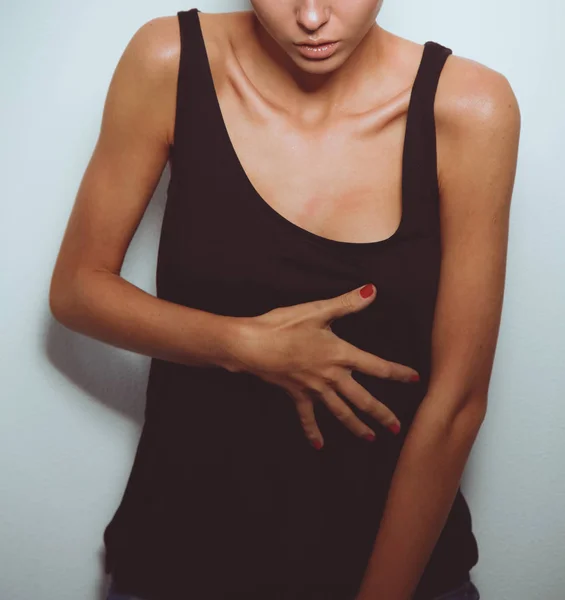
[232,10,391,117]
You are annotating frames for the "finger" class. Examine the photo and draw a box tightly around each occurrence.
[334,375,401,434]
[290,388,325,450]
[311,283,377,327]
[314,385,377,441]
[340,341,420,383]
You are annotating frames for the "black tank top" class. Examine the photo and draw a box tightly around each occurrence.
[103,8,478,600]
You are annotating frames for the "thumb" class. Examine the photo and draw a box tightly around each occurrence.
[321,283,377,325]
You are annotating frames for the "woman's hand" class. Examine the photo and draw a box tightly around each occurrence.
[230,284,420,449]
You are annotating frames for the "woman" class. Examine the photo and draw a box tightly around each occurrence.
[50,2,520,599]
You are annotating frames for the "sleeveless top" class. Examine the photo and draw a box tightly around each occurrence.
[103,8,479,600]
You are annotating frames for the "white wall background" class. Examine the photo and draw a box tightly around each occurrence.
[1,1,563,599]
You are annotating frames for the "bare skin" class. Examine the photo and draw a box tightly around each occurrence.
[172,10,434,244]
[184,13,414,242]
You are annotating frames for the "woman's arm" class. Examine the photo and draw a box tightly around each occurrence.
[356,57,521,600]
[49,17,243,372]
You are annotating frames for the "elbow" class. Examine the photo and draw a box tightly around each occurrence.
[466,392,488,422]
[451,393,488,435]
[49,278,73,325]
[49,267,65,320]
[49,268,89,326]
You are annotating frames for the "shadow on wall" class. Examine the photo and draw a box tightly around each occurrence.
[45,166,171,600]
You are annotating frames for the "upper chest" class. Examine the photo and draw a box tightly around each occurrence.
[166,13,448,245]
[215,86,413,244]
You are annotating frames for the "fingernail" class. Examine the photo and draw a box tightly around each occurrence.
[363,432,376,442]
[410,373,420,382]
[388,423,401,435]
[312,439,323,450]
[359,284,374,298]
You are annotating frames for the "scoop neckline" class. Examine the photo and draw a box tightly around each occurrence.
[192,8,430,254]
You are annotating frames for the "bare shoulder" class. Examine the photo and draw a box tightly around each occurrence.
[433,51,521,201]
[118,15,183,146]
[435,52,521,144]
[118,15,183,94]
[122,10,244,146]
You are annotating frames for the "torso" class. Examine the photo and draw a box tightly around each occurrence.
[155,10,472,245]
[104,12,483,596]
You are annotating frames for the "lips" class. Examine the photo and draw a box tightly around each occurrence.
[295,41,339,60]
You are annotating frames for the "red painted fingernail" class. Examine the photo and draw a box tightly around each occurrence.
[410,373,420,382]
[312,440,323,450]
[388,423,401,435]
[359,284,374,298]
[363,432,376,442]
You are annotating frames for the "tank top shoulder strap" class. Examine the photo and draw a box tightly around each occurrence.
[400,40,453,240]
[170,8,217,176]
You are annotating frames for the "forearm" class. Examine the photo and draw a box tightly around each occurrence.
[356,397,484,600]
[50,268,244,371]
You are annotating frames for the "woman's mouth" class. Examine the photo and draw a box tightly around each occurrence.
[295,41,339,60]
